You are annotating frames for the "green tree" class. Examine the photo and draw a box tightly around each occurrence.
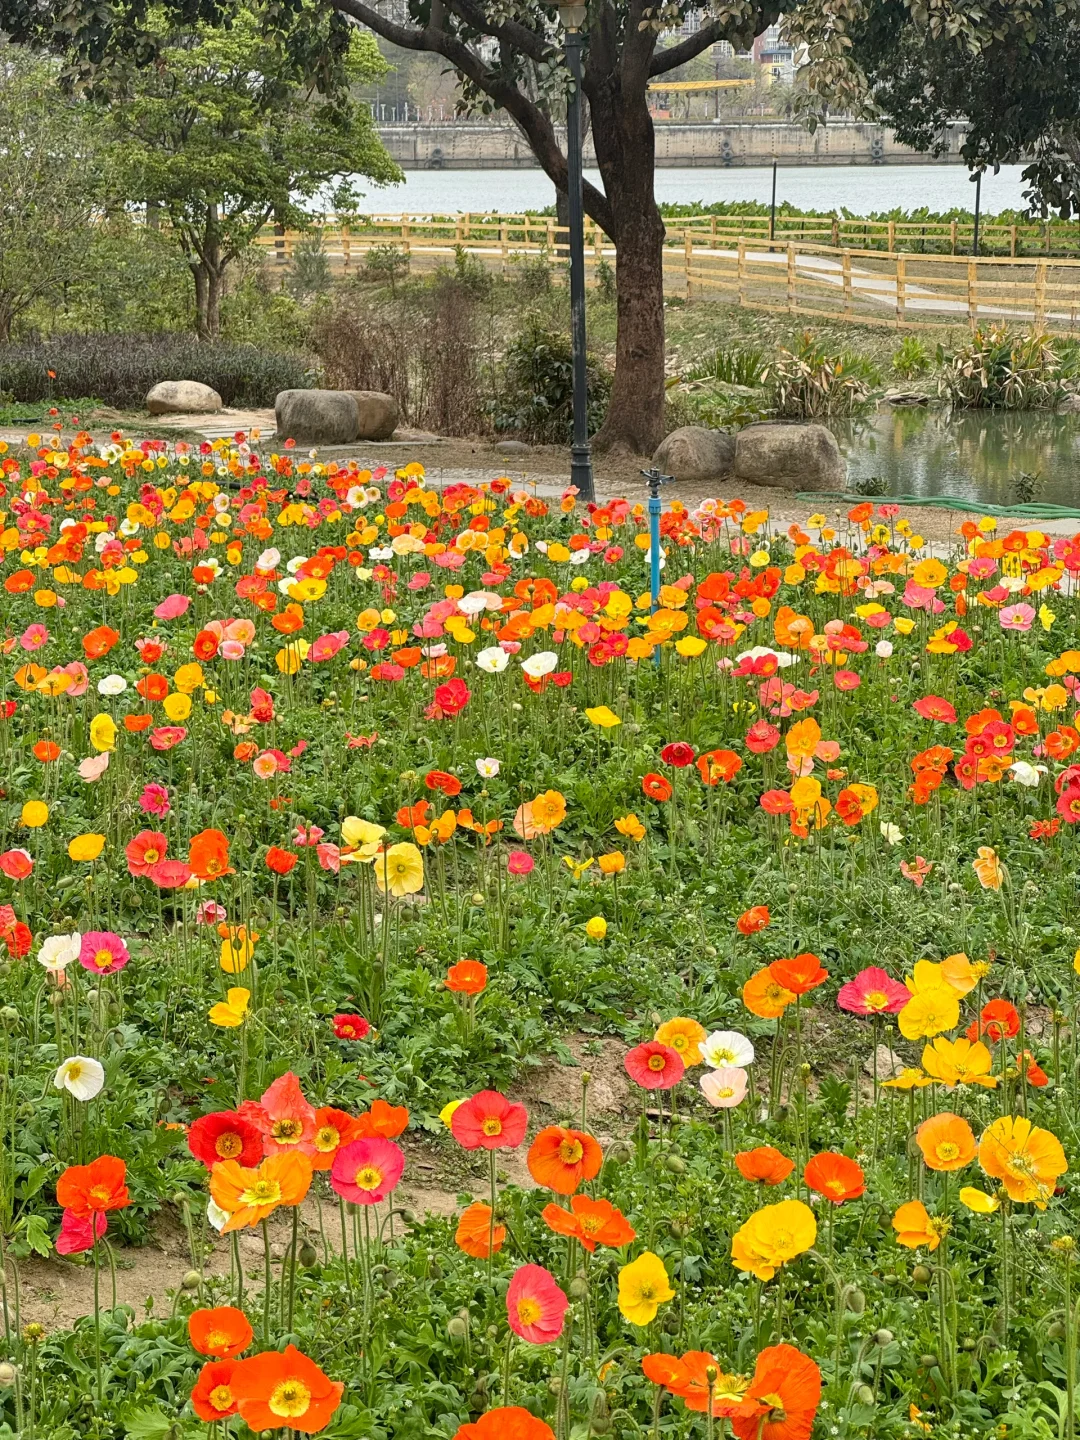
[0,48,103,340]
[104,9,401,337]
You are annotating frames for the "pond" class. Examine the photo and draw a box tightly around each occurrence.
[832,405,1080,509]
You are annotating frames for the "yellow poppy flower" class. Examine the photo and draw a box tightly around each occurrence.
[209,988,251,1028]
[617,1251,674,1326]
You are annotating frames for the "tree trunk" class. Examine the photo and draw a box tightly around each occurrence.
[190,207,226,340]
[587,79,667,456]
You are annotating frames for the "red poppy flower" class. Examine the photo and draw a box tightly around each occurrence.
[967,998,1020,1043]
[191,1359,239,1423]
[425,769,462,796]
[768,953,828,996]
[804,1152,866,1204]
[745,720,782,754]
[125,829,168,877]
[836,966,909,1016]
[659,741,695,768]
[450,1091,528,1150]
[188,1110,265,1169]
[642,772,673,802]
[265,846,298,875]
[332,1013,371,1041]
[734,1147,794,1186]
[624,1041,684,1090]
[736,905,770,935]
[56,1155,130,1218]
[913,696,957,724]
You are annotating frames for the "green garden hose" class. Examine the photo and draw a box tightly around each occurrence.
[795,491,1080,520]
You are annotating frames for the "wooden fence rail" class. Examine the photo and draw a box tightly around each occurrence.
[255,210,1080,259]
[253,221,1080,335]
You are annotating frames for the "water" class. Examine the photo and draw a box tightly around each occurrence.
[833,406,1080,508]
[360,163,1032,215]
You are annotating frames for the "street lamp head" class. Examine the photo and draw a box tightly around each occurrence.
[557,1,587,30]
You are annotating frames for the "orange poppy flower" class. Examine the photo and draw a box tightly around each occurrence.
[271,604,305,635]
[455,1201,506,1258]
[641,772,673,802]
[188,1306,253,1359]
[742,968,795,1019]
[446,959,488,994]
[731,1343,822,1440]
[56,1155,130,1218]
[82,625,120,660]
[355,1098,409,1139]
[209,1153,313,1232]
[642,1351,749,1416]
[125,713,154,732]
[804,1152,865,1204]
[734,1147,794,1186]
[229,1344,343,1434]
[454,1407,555,1440]
[696,748,742,785]
[136,673,169,703]
[978,1115,1067,1208]
[310,1107,364,1172]
[32,739,60,763]
[191,1359,239,1423]
[526,1126,603,1195]
[189,828,232,880]
[768,953,829,996]
[541,1195,635,1252]
[916,1112,976,1172]
[736,906,771,936]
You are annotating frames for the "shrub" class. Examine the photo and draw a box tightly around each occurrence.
[363,245,410,289]
[493,316,612,444]
[0,335,315,410]
[937,325,1062,409]
[762,331,873,419]
[683,344,767,388]
[892,335,930,379]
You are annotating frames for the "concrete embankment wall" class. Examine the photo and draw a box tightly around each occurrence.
[376,122,969,170]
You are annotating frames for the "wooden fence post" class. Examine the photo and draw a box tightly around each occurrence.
[1010,225,1018,258]
[684,233,693,298]
[950,220,957,255]
[1034,260,1048,329]
[738,238,747,307]
[831,217,840,247]
[787,243,796,313]
[967,260,978,326]
[341,225,351,272]
[842,252,853,319]
[887,220,896,253]
[895,255,906,326]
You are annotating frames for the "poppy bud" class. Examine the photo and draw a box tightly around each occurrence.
[181,1270,200,1291]
[844,1286,866,1314]
[855,1386,875,1407]
[961,1336,977,1351]
[548,1377,563,1396]
[0,1364,16,1387]
[873,1329,894,1346]
[0,1006,18,1026]
[299,1242,318,1267]
[661,1311,680,1334]
[447,1317,468,1340]
[664,1154,687,1174]
[919,1355,938,1369]
[569,1276,589,1299]
[1048,1320,1066,1340]
[912,1265,932,1286]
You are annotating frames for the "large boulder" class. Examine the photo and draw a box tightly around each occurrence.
[347,390,399,441]
[145,380,222,415]
[275,390,359,446]
[652,426,735,483]
[733,422,845,492]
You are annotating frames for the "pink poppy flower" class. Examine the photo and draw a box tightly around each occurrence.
[224,619,256,645]
[450,1091,528,1150]
[0,849,33,880]
[139,783,171,817]
[836,966,909,1016]
[252,752,279,779]
[900,856,934,888]
[506,1265,569,1344]
[149,727,187,751]
[507,850,535,876]
[370,663,406,683]
[833,670,861,691]
[56,1208,107,1255]
[153,594,191,621]
[624,1041,684,1091]
[79,931,130,976]
[20,624,49,651]
[220,640,246,661]
[330,1137,405,1205]
[149,860,194,889]
[78,753,110,782]
[59,661,89,697]
[196,900,227,925]
[699,1066,748,1108]
[999,604,1035,633]
[745,720,781,754]
[310,630,350,662]
[912,696,957,724]
[316,843,341,873]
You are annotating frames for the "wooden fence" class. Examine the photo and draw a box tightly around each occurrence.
[253,218,1080,334]
[255,209,1080,260]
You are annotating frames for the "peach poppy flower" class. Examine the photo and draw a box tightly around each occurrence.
[209,1152,313,1232]
[742,968,796,1019]
[916,1112,976,1172]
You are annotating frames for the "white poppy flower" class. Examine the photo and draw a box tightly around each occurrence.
[54,1056,105,1101]
[699,1067,748,1108]
[476,646,510,674]
[207,1199,230,1233]
[875,640,893,659]
[520,651,558,679]
[701,1030,755,1068]
[879,822,904,846]
[476,757,501,777]
[1009,761,1045,787]
[97,674,127,696]
[38,932,82,972]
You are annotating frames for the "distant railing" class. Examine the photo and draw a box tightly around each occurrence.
[252,219,1080,334]
[254,210,1080,260]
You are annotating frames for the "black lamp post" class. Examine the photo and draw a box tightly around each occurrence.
[558,0,596,503]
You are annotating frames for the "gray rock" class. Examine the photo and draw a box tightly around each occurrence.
[347,390,399,441]
[274,389,359,446]
[883,390,929,407]
[733,421,845,492]
[145,379,222,415]
[863,1044,906,1081]
[1058,392,1080,414]
[495,439,532,454]
[652,425,735,483]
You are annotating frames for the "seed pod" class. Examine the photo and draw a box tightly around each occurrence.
[664,1154,687,1175]
[918,1354,938,1370]
[0,1364,16,1387]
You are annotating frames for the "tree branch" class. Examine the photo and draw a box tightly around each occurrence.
[649,17,757,75]
[446,0,550,64]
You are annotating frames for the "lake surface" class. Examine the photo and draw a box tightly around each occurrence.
[833,406,1080,508]
[361,163,1032,215]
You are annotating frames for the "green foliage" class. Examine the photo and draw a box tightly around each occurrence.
[683,343,767,387]
[763,330,876,418]
[936,326,1063,410]
[493,316,612,443]
[363,244,411,290]
[891,335,931,380]
[0,335,313,409]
